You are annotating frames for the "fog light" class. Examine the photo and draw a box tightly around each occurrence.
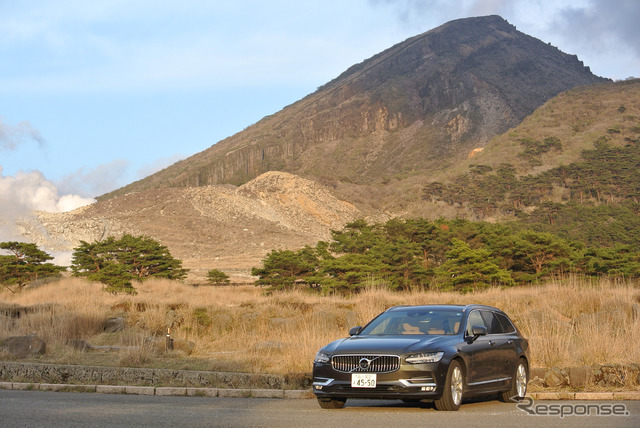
[421,386,435,392]
[315,385,323,390]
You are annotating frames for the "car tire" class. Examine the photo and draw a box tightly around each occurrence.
[434,359,463,411]
[317,398,347,409]
[500,358,528,402]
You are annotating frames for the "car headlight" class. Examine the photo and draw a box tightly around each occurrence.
[314,351,331,364]
[405,351,444,364]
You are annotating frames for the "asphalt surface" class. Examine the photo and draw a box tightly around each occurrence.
[0,389,638,428]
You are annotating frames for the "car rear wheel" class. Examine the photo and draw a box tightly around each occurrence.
[317,398,347,409]
[434,359,463,411]
[500,358,528,402]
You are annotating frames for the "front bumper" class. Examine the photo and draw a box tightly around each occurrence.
[312,361,446,400]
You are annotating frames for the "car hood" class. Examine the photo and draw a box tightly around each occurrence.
[323,335,452,355]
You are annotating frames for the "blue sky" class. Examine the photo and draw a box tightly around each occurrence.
[1,0,639,218]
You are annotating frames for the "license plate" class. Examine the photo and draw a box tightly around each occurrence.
[351,373,377,388]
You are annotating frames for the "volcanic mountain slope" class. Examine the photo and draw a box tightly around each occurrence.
[102,15,607,207]
[21,80,638,278]
[19,172,362,281]
[15,15,618,278]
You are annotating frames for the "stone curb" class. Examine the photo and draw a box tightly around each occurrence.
[0,381,314,398]
[1,381,636,400]
[527,391,640,400]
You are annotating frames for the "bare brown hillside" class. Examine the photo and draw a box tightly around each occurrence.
[18,172,365,281]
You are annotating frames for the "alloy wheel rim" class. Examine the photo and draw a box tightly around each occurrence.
[451,366,463,405]
[516,363,527,397]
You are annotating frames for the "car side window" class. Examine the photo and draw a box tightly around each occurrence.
[480,311,505,334]
[465,310,486,336]
[495,312,516,333]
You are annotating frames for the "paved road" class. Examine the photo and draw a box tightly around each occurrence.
[0,390,638,428]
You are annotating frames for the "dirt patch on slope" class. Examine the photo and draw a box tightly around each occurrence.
[18,172,365,282]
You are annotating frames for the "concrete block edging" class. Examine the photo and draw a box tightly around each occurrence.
[1,381,638,400]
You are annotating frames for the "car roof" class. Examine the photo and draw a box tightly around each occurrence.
[385,304,502,313]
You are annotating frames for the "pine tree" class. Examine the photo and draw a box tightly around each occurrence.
[434,239,515,292]
[71,234,188,294]
[0,242,66,292]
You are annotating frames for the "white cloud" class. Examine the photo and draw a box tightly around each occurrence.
[0,118,45,150]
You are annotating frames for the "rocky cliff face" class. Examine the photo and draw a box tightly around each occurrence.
[102,15,607,201]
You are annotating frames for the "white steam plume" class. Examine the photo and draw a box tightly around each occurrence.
[0,166,95,241]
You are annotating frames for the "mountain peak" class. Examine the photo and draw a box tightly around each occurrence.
[101,15,607,201]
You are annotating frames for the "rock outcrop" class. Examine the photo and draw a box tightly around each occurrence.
[2,335,46,358]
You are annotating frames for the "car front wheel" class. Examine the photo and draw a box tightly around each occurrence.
[500,358,528,402]
[317,398,347,409]
[434,359,463,411]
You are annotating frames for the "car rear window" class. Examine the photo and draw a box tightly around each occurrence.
[480,311,505,334]
[495,312,516,333]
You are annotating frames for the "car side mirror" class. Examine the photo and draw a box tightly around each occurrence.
[349,326,362,336]
[471,325,487,337]
[466,325,487,343]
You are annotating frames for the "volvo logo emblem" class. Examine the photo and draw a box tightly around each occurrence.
[359,358,371,369]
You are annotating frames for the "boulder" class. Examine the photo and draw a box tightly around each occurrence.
[544,367,567,388]
[103,317,126,333]
[3,335,46,358]
[172,339,196,355]
[568,366,593,388]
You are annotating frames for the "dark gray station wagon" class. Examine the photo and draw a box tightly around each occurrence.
[312,304,529,411]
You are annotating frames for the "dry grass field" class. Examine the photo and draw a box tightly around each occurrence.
[1,276,639,377]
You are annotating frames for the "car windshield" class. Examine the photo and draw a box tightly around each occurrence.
[359,308,463,336]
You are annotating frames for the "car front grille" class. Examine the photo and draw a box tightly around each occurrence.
[331,354,400,373]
